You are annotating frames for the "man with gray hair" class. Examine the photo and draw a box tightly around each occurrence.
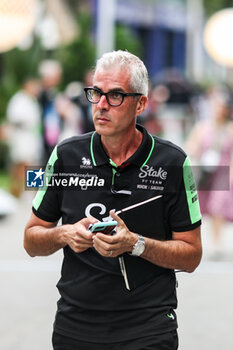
[25,50,202,349]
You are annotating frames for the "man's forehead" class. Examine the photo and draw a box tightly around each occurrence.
[93,67,130,87]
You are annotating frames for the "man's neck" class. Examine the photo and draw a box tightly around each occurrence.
[101,128,143,166]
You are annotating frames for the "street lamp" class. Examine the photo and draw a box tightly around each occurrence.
[0,0,37,53]
[204,8,233,68]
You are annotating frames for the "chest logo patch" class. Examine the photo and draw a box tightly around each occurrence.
[80,157,93,169]
[139,166,167,180]
[137,165,167,191]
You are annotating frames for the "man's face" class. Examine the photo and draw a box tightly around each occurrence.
[92,66,146,137]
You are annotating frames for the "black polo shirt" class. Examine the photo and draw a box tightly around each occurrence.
[32,124,201,343]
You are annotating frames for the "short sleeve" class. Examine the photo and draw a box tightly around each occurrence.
[32,145,62,222]
[168,156,202,232]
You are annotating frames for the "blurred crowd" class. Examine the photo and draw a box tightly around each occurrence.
[0,60,233,259]
[1,60,95,199]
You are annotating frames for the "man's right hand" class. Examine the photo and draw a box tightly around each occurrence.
[64,217,98,253]
[24,212,97,257]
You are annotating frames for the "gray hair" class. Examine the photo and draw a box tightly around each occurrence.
[94,50,149,97]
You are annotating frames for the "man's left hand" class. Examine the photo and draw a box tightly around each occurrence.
[92,210,138,257]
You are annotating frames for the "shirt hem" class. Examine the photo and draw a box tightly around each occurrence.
[53,323,178,344]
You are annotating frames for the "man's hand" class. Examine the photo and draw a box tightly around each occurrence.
[92,210,138,257]
[24,213,97,257]
[92,210,202,273]
[64,217,97,253]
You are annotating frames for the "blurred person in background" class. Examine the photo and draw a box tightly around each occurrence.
[38,59,63,163]
[24,50,202,350]
[6,78,42,198]
[137,83,164,136]
[55,82,84,142]
[185,86,233,259]
[77,69,95,133]
[153,68,196,147]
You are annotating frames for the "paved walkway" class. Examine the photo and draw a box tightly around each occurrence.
[0,195,233,349]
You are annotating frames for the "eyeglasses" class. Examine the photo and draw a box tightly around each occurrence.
[84,87,143,107]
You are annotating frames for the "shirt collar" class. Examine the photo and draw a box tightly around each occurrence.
[90,124,155,168]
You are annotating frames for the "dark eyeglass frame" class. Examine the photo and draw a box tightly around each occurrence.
[84,87,143,107]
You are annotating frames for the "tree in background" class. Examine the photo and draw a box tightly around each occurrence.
[115,23,143,59]
[56,12,96,89]
[56,17,143,89]
[204,0,232,16]
[0,38,43,123]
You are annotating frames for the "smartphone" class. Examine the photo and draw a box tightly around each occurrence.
[88,221,118,234]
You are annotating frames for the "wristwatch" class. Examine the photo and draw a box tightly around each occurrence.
[131,235,145,256]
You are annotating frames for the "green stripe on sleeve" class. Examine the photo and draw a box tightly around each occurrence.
[183,156,202,224]
[33,146,58,211]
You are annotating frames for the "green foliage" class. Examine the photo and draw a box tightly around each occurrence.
[57,18,143,89]
[0,12,144,123]
[56,12,96,87]
[203,0,233,16]
[3,39,42,82]
[0,170,10,191]
[115,24,143,58]
[0,38,44,122]
[0,140,9,171]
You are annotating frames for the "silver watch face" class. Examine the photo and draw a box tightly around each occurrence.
[132,236,145,256]
[136,242,145,255]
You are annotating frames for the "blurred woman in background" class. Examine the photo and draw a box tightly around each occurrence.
[185,86,233,259]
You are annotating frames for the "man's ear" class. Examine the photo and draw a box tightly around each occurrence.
[136,96,148,116]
